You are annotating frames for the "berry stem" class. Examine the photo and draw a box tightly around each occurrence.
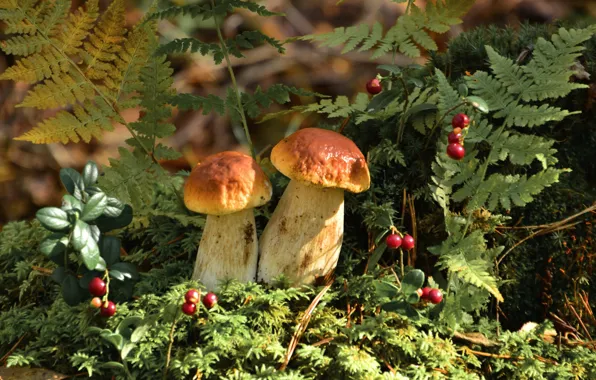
[210,0,256,159]
[424,101,468,149]
[163,307,180,380]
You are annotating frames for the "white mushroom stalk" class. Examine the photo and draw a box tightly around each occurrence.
[184,151,272,291]
[257,128,370,286]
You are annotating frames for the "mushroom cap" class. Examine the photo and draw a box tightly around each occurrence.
[270,128,370,193]
[184,151,272,215]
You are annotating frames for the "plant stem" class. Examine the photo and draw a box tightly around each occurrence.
[396,76,409,143]
[211,0,256,159]
[405,0,415,14]
[163,308,180,380]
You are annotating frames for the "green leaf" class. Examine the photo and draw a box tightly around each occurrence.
[366,242,387,269]
[101,362,125,370]
[95,204,133,232]
[39,233,67,257]
[110,262,138,280]
[110,270,125,281]
[51,267,67,284]
[381,300,420,318]
[100,332,124,350]
[81,192,108,222]
[366,88,400,112]
[61,195,83,213]
[99,236,121,266]
[103,197,125,218]
[131,323,152,343]
[60,168,85,199]
[401,269,425,295]
[80,238,101,270]
[82,161,99,186]
[94,257,107,271]
[374,280,399,299]
[121,343,135,360]
[466,96,489,113]
[406,293,420,304]
[62,275,82,306]
[36,207,71,231]
[458,83,468,96]
[89,225,100,242]
[72,220,90,251]
[404,103,437,120]
[377,64,401,75]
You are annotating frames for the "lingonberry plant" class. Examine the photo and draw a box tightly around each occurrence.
[1,0,596,379]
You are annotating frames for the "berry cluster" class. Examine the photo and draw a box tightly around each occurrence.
[88,277,116,317]
[446,113,470,160]
[181,289,218,316]
[417,287,443,304]
[385,231,415,251]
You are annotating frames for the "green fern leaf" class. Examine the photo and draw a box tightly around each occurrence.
[489,131,557,168]
[170,94,227,115]
[503,103,577,128]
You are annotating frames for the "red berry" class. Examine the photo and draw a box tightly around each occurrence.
[428,289,443,304]
[448,132,462,144]
[366,78,382,95]
[202,292,218,309]
[90,297,102,308]
[385,234,402,249]
[452,127,462,135]
[88,277,107,297]
[452,113,470,129]
[100,301,116,317]
[185,289,200,304]
[402,234,415,250]
[181,302,196,315]
[446,143,465,160]
[420,287,432,300]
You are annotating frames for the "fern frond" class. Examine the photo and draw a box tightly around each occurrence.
[13,100,115,144]
[241,85,317,118]
[99,148,167,210]
[368,139,406,167]
[488,131,557,168]
[302,0,474,58]
[170,93,227,115]
[466,71,513,112]
[56,0,100,56]
[503,103,577,128]
[82,0,126,80]
[18,71,96,109]
[458,168,567,211]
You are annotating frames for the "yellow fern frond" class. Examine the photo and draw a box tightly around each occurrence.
[18,71,96,109]
[83,0,126,80]
[14,100,115,144]
[0,0,156,144]
[0,48,68,82]
[55,0,99,55]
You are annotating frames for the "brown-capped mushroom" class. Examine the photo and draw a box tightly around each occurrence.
[257,128,370,286]
[184,151,272,290]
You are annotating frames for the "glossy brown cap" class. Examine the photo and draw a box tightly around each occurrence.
[184,151,272,215]
[270,128,370,193]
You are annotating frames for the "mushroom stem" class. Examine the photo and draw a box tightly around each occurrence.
[257,179,344,285]
[192,208,257,290]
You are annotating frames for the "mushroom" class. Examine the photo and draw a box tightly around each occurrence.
[257,128,370,286]
[184,151,272,290]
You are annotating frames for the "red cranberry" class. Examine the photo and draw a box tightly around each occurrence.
[185,289,200,304]
[366,78,382,94]
[421,287,432,300]
[182,302,197,315]
[88,277,107,297]
[401,234,415,250]
[100,301,116,317]
[385,234,402,249]
[446,143,465,160]
[202,292,218,309]
[429,289,443,304]
[452,113,470,129]
[448,132,462,144]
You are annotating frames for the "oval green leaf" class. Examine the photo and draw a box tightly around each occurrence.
[82,161,99,187]
[466,96,489,113]
[36,207,70,231]
[81,192,108,222]
[401,269,425,295]
[72,220,90,251]
[80,238,100,270]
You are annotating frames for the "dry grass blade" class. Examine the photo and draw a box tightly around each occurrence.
[279,281,333,371]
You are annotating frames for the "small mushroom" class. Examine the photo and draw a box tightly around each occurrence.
[184,151,272,290]
[257,128,370,286]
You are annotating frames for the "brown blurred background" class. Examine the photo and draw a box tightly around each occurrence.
[1,0,595,226]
